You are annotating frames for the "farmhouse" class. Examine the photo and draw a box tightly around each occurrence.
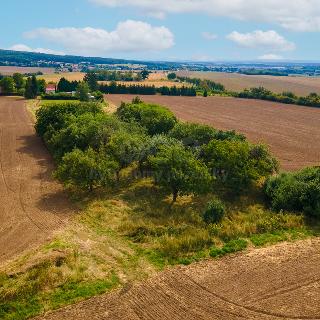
[45,83,56,94]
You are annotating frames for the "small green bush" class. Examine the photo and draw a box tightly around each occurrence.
[264,166,320,217]
[203,199,226,224]
[209,239,248,258]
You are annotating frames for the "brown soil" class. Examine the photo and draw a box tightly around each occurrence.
[0,66,55,75]
[0,97,72,264]
[36,238,320,320]
[106,94,320,171]
[177,71,320,96]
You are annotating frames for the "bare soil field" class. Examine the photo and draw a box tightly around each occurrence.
[177,71,320,96]
[106,94,320,171]
[36,238,320,320]
[0,66,55,75]
[0,97,72,264]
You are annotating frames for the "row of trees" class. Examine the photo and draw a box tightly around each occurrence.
[35,98,278,202]
[237,87,320,108]
[0,73,46,98]
[99,81,197,96]
[176,76,225,92]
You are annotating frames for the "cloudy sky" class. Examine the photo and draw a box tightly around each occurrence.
[1,0,319,61]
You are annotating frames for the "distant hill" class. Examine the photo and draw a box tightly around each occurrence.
[0,49,178,70]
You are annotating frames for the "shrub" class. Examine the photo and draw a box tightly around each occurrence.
[203,199,226,224]
[116,102,177,135]
[264,167,320,217]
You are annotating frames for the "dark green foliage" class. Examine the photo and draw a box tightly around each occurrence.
[106,131,149,178]
[12,73,25,90]
[57,77,79,92]
[140,70,150,80]
[177,76,225,92]
[117,102,177,135]
[54,148,118,191]
[149,144,212,202]
[0,77,15,93]
[167,73,177,80]
[76,82,90,101]
[169,122,217,148]
[84,72,99,91]
[203,140,278,191]
[47,113,122,160]
[203,199,226,224]
[264,167,320,217]
[35,101,103,137]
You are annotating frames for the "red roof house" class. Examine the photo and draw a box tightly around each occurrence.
[46,84,56,94]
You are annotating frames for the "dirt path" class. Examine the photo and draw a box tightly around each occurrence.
[106,95,320,171]
[0,97,72,264]
[36,238,320,320]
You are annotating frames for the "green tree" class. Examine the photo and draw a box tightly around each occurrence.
[0,77,15,93]
[54,148,118,191]
[24,77,36,99]
[168,122,217,148]
[202,140,278,191]
[140,70,150,80]
[31,75,39,97]
[106,131,148,180]
[76,82,90,101]
[117,102,177,135]
[12,73,25,90]
[149,144,212,202]
[84,72,99,91]
[167,72,177,80]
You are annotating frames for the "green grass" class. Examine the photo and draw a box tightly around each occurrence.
[1,177,318,320]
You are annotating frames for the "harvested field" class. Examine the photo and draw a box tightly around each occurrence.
[0,97,72,264]
[0,66,55,75]
[177,71,320,96]
[36,238,320,320]
[106,94,320,171]
[38,72,85,82]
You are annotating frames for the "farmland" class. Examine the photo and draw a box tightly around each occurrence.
[106,94,320,171]
[0,66,55,75]
[38,71,183,88]
[36,238,320,320]
[177,71,320,96]
[0,97,72,263]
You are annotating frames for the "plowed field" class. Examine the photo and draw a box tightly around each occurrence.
[36,238,320,320]
[0,97,72,264]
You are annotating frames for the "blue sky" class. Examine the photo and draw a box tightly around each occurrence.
[1,0,319,61]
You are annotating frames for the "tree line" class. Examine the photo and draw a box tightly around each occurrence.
[0,73,46,98]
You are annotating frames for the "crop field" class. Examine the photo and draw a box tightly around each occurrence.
[36,238,320,320]
[0,97,72,263]
[38,71,182,87]
[107,94,320,171]
[0,66,55,75]
[177,71,320,96]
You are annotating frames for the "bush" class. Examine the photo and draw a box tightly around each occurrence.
[264,167,320,217]
[203,199,226,224]
[116,102,177,135]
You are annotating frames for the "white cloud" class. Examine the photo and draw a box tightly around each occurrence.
[258,54,284,60]
[89,0,320,32]
[9,44,65,55]
[24,20,174,56]
[201,32,217,40]
[227,30,295,52]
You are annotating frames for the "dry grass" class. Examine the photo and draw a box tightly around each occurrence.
[38,72,85,82]
[177,71,320,96]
